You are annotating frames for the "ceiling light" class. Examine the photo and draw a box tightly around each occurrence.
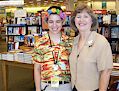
[29,1,33,3]
[51,2,54,3]
[52,0,57,1]
[59,0,63,2]
[44,1,48,3]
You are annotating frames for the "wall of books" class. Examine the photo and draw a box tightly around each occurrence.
[95,10,119,63]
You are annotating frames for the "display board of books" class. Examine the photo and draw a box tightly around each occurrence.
[95,11,119,64]
[0,49,33,64]
[99,24,119,63]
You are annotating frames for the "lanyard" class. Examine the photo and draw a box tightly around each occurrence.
[48,32,62,64]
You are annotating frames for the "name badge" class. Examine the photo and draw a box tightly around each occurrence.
[52,64,58,71]
[51,76,59,88]
[58,62,66,70]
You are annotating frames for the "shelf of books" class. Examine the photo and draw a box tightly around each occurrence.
[6,24,43,50]
[96,10,119,64]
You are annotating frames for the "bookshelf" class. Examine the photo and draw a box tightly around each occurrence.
[6,24,26,51]
[99,24,119,63]
[6,24,42,51]
[108,25,119,55]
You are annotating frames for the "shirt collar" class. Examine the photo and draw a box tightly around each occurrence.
[74,31,97,47]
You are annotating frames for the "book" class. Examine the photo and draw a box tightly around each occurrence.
[111,14,117,25]
[28,26,37,34]
[14,35,24,42]
[111,40,118,52]
[97,14,103,26]
[41,11,48,30]
[17,17,26,24]
[112,54,116,62]
[110,27,119,38]
[104,27,110,38]
[116,54,119,63]
[8,36,14,42]
[24,35,35,47]
[117,15,119,25]
[117,41,119,51]
[63,11,71,25]
[8,27,13,35]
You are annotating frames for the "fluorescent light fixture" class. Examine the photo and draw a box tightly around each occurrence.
[51,2,55,3]
[44,1,48,3]
[52,0,57,1]
[0,0,24,6]
[59,0,63,2]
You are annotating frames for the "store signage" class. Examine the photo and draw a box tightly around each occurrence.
[102,0,107,9]
[0,0,24,6]
[14,9,27,17]
[93,10,107,14]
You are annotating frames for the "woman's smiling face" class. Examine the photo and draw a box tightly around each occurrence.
[75,10,93,32]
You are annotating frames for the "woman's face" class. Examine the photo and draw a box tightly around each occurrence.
[75,10,93,32]
[48,14,63,34]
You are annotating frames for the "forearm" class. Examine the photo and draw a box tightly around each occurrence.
[99,69,112,91]
[34,64,41,91]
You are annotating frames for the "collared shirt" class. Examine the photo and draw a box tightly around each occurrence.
[69,31,113,91]
[32,31,73,82]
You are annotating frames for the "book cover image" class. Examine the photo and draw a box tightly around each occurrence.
[111,40,118,52]
[8,36,14,42]
[111,14,117,24]
[41,11,48,30]
[111,27,119,38]
[28,26,37,34]
[63,11,72,26]
[100,27,110,38]
[97,14,103,25]
[117,15,119,25]
[117,41,119,52]
[116,54,119,63]
[104,27,110,38]
[8,27,13,35]
[112,54,116,63]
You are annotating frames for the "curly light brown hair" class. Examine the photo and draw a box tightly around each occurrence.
[70,3,98,35]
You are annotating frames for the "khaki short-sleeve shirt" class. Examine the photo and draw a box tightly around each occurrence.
[69,31,113,91]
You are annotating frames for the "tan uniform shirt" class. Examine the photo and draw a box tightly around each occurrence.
[69,31,113,91]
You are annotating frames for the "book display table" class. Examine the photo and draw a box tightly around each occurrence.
[0,60,33,91]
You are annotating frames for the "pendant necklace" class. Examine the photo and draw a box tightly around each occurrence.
[77,31,92,58]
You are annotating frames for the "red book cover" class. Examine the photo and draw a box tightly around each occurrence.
[19,27,22,34]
